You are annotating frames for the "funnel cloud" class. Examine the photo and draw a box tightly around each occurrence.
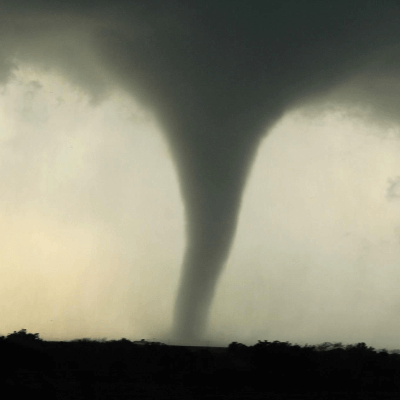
[2,1,400,344]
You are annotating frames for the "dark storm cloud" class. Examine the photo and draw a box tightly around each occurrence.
[2,0,400,342]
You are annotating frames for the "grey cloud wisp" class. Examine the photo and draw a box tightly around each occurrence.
[2,0,400,343]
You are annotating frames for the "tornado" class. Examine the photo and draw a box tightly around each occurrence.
[164,107,284,341]
[2,1,400,343]
[93,13,289,342]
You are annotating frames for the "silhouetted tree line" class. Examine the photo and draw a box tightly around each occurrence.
[2,329,400,398]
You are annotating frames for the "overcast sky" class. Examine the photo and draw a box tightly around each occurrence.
[2,1,400,349]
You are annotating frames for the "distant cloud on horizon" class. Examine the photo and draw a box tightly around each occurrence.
[387,177,400,200]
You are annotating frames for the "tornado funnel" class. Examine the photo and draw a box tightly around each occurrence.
[95,23,287,342]
[163,109,283,342]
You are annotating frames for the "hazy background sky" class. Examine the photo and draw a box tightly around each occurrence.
[2,63,400,349]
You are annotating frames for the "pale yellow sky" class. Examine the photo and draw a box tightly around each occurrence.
[2,65,400,349]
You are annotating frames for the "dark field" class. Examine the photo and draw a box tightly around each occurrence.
[2,330,400,399]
